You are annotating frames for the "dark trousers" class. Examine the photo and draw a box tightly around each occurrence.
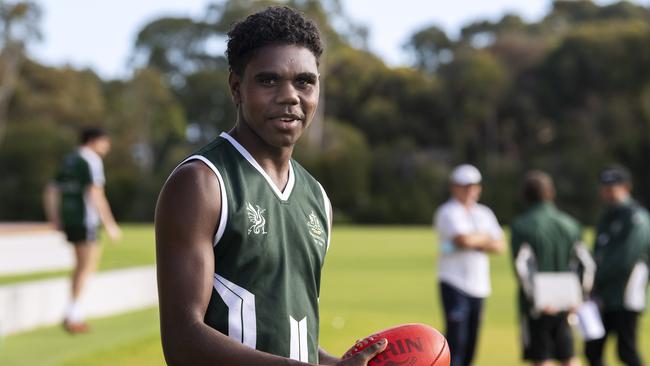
[440,282,484,366]
[585,310,643,366]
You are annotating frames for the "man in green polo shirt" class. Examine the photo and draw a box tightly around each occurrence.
[44,127,121,333]
[511,170,585,366]
[585,166,650,366]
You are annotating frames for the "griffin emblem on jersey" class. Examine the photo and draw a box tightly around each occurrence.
[307,210,326,246]
[246,202,267,235]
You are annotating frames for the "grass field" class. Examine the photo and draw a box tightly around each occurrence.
[1,225,648,365]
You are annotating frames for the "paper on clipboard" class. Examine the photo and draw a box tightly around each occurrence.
[533,272,582,311]
[577,300,605,341]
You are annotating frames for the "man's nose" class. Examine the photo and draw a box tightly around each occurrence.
[275,81,300,105]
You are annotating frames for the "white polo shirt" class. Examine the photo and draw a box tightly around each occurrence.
[434,198,503,298]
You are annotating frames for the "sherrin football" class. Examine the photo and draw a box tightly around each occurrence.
[342,323,450,366]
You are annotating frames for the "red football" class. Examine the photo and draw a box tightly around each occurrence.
[342,323,450,366]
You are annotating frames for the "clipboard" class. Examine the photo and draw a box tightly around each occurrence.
[533,272,582,311]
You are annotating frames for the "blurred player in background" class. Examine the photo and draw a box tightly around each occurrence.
[434,164,505,366]
[43,127,121,333]
[510,171,587,366]
[585,166,650,366]
[155,6,386,366]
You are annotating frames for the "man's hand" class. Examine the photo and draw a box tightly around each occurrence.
[454,233,505,254]
[485,238,505,254]
[335,339,387,366]
[87,185,121,242]
[105,222,122,242]
[43,183,61,230]
[541,306,558,315]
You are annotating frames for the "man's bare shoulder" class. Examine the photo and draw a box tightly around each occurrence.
[157,160,221,221]
[166,160,220,190]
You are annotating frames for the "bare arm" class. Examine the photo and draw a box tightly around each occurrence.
[157,162,291,366]
[454,233,505,254]
[43,183,61,229]
[87,185,121,241]
[156,162,386,366]
[318,348,342,365]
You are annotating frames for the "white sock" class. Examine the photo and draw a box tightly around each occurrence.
[65,300,84,323]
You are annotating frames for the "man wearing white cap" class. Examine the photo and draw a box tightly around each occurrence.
[434,164,505,366]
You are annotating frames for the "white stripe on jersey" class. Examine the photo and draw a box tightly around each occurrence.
[317,182,332,252]
[174,155,228,247]
[213,274,257,348]
[79,147,104,229]
[289,316,309,362]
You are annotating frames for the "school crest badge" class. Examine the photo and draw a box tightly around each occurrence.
[246,202,267,235]
[307,210,326,246]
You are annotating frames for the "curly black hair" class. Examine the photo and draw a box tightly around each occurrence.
[226,6,323,75]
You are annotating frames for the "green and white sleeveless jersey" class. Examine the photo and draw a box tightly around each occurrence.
[180,132,331,363]
[55,147,105,229]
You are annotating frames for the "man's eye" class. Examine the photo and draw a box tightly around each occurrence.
[255,74,280,86]
[295,77,315,87]
[262,78,278,85]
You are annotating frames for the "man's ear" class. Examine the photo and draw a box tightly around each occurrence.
[229,71,242,105]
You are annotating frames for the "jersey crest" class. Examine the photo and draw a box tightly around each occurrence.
[246,202,267,235]
[307,210,326,246]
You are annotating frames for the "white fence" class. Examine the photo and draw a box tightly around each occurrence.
[0,266,158,336]
[0,224,73,275]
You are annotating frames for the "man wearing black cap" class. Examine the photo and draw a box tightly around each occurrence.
[585,166,650,366]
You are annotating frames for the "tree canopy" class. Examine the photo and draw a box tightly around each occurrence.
[2,0,650,225]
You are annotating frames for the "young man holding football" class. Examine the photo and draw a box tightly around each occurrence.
[155,6,386,366]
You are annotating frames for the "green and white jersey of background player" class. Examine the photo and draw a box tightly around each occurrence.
[180,132,332,363]
[55,147,105,230]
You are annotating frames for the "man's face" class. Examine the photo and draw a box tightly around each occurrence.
[229,44,319,148]
[599,183,630,206]
[89,136,111,157]
[451,184,482,205]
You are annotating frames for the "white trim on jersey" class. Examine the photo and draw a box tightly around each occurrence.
[214,274,257,349]
[79,147,104,229]
[79,147,105,186]
[317,182,332,252]
[289,316,309,362]
[82,192,98,230]
[624,261,648,311]
[220,132,295,201]
[175,156,228,247]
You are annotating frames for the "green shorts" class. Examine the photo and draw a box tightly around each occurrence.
[63,225,99,244]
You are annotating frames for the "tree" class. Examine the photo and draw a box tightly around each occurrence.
[0,60,107,221]
[10,60,106,128]
[0,121,71,220]
[404,24,451,73]
[132,17,225,86]
[295,119,371,220]
[440,49,509,163]
[103,68,188,220]
[0,0,40,144]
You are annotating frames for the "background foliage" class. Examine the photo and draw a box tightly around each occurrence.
[1,0,650,225]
